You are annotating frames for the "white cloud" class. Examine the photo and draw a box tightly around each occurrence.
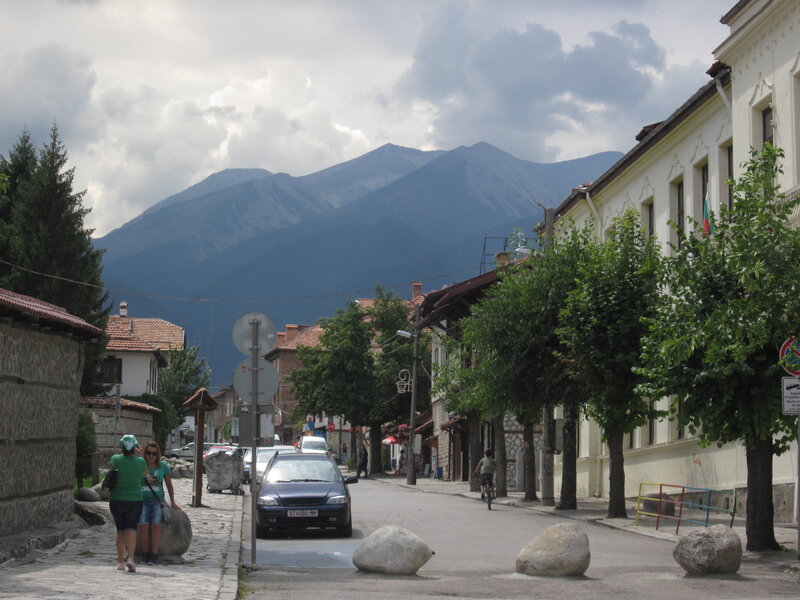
[0,0,734,236]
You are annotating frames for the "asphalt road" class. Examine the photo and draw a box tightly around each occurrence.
[242,477,800,599]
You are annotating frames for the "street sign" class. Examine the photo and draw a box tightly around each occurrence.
[233,358,279,404]
[231,312,277,356]
[779,337,800,376]
[327,421,335,431]
[782,377,800,415]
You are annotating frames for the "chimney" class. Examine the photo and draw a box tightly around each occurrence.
[411,281,422,300]
[285,324,300,342]
[119,301,128,317]
[277,332,286,346]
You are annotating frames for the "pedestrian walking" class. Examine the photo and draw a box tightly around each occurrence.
[108,434,147,572]
[138,441,181,565]
[395,449,406,475]
[356,440,369,478]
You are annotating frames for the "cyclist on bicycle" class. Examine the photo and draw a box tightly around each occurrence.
[474,448,496,501]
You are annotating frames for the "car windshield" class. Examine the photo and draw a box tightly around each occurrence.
[302,440,328,451]
[265,459,339,483]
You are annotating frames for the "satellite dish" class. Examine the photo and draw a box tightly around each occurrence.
[232,312,277,356]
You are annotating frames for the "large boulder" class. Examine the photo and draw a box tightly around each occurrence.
[352,525,434,575]
[673,525,741,575]
[516,522,591,577]
[74,500,110,526]
[91,482,110,500]
[136,507,193,557]
[76,487,101,502]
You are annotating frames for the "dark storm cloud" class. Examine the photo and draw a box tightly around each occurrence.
[0,43,96,151]
[396,12,687,160]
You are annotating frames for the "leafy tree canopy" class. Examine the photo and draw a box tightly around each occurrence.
[158,345,211,421]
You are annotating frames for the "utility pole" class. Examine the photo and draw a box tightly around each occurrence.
[538,206,556,506]
[406,313,420,485]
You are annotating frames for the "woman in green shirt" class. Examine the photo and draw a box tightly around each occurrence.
[109,434,147,572]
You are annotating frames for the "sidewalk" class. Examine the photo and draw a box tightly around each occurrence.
[366,471,800,568]
[0,476,243,600]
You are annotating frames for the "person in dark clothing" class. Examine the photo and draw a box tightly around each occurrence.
[356,440,369,478]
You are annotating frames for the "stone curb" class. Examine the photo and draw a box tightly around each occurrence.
[0,515,85,565]
[219,491,245,600]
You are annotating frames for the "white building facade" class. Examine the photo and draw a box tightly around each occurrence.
[553,0,800,522]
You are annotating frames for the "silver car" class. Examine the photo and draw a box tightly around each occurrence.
[242,445,300,483]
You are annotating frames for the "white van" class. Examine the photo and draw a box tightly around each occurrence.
[299,436,330,455]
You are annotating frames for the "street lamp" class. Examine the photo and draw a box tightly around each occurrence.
[395,322,420,485]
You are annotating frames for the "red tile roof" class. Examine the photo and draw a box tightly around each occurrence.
[108,315,184,351]
[81,396,161,413]
[0,287,102,338]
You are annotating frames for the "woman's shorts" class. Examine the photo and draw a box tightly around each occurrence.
[109,500,143,531]
[139,499,163,526]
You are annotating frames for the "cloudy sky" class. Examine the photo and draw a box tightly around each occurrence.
[0,0,734,237]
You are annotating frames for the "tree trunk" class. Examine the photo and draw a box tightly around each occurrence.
[492,415,507,497]
[523,420,538,502]
[556,397,578,510]
[350,430,357,470]
[744,437,780,551]
[369,420,384,474]
[606,426,627,518]
[468,412,482,492]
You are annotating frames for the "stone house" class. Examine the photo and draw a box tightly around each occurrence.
[0,287,101,538]
[80,396,161,461]
[552,0,799,521]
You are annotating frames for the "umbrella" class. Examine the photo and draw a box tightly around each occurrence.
[382,435,403,445]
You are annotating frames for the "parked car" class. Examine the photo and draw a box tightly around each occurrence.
[299,436,330,455]
[242,445,300,484]
[166,442,215,460]
[255,453,357,537]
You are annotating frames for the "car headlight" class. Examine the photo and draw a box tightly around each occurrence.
[257,495,279,506]
[326,495,348,505]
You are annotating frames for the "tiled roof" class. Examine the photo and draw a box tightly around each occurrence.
[81,396,162,413]
[0,287,102,338]
[106,320,160,353]
[108,315,184,351]
[282,324,324,350]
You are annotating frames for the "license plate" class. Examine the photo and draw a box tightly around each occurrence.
[287,509,318,518]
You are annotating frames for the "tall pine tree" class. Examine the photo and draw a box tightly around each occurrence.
[2,125,109,394]
[0,129,37,287]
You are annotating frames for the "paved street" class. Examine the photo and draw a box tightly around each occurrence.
[0,476,241,600]
[242,475,800,600]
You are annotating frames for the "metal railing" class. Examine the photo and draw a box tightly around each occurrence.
[636,482,737,534]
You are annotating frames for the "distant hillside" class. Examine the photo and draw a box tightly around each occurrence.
[97,142,622,385]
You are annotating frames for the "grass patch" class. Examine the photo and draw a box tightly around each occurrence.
[237,563,251,599]
[73,476,94,494]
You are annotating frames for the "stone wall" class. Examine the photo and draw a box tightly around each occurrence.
[0,321,85,538]
[89,406,154,463]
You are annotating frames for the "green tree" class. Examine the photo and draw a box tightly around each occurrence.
[0,130,37,288]
[1,126,109,394]
[559,208,663,518]
[637,145,798,550]
[75,408,97,488]
[288,287,424,474]
[130,393,180,451]
[158,345,212,422]
[289,300,378,465]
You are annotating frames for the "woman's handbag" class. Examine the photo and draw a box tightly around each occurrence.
[102,456,119,491]
[144,476,172,523]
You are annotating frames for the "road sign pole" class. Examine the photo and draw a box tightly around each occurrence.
[250,317,260,567]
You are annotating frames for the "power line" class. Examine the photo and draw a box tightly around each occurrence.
[0,257,476,305]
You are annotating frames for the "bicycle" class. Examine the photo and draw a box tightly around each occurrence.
[481,474,496,510]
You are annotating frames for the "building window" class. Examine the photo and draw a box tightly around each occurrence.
[102,357,122,384]
[762,106,773,145]
[726,144,734,211]
[671,179,685,248]
[642,198,655,237]
[700,163,710,234]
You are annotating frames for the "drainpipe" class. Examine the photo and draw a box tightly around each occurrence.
[579,186,601,237]
[714,71,732,114]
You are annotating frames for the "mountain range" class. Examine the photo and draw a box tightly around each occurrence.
[95,142,622,386]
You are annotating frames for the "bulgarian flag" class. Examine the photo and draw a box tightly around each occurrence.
[702,191,714,236]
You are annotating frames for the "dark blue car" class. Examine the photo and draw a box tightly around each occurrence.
[256,453,357,537]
